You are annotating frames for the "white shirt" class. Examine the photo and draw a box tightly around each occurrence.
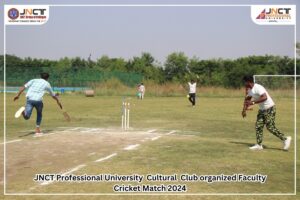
[188,82,196,94]
[247,83,275,110]
[139,85,145,93]
[24,79,55,101]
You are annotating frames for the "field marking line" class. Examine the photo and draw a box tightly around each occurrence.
[80,128,102,133]
[166,130,176,135]
[151,136,161,141]
[123,144,140,150]
[40,164,87,186]
[33,133,56,138]
[57,127,83,129]
[94,153,117,163]
[0,139,23,145]
[147,129,157,133]
[63,164,87,175]
[67,127,82,131]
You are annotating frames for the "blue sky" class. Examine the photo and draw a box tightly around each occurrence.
[1,0,299,63]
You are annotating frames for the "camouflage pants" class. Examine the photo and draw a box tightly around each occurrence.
[255,106,286,145]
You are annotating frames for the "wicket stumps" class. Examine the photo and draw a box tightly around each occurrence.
[122,100,130,130]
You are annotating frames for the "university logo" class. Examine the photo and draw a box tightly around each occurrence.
[8,8,19,20]
[251,5,295,25]
[5,5,49,25]
[256,9,266,19]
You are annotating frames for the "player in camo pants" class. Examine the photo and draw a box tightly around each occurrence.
[242,75,291,150]
[255,106,286,145]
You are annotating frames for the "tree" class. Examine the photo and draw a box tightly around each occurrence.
[164,52,189,81]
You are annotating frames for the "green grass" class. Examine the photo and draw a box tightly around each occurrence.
[1,93,299,199]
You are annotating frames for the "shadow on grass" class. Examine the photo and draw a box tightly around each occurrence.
[229,141,284,151]
[18,129,54,137]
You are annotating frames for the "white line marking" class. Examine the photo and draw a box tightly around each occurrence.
[94,153,117,162]
[151,136,161,141]
[166,130,176,135]
[68,127,82,131]
[0,139,23,145]
[40,164,86,186]
[147,129,157,133]
[63,164,86,174]
[80,128,102,133]
[33,133,56,138]
[124,144,140,150]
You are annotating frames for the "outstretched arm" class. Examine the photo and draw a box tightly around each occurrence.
[46,84,63,109]
[13,86,26,101]
[52,95,62,109]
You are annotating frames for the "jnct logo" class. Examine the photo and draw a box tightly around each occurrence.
[256,8,292,20]
[5,5,50,25]
[8,8,19,20]
[20,8,47,16]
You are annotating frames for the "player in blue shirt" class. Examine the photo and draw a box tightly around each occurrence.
[13,73,62,136]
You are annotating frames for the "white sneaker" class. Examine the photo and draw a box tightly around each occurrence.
[249,144,263,150]
[283,136,292,150]
[15,106,25,118]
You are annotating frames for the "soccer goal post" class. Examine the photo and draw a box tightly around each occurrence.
[253,75,300,90]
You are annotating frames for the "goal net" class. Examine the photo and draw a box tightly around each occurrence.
[253,75,299,98]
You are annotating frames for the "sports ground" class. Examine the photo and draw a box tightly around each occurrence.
[0,93,299,199]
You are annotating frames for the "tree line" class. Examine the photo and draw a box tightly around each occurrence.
[0,53,298,88]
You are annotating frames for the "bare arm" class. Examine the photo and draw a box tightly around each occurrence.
[242,95,252,118]
[13,86,26,101]
[52,95,63,109]
[242,93,267,118]
[251,93,267,104]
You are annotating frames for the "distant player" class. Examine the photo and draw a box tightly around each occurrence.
[242,75,291,151]
[13,73,62,136]
[188,80,196,107]
[138,83,145,100]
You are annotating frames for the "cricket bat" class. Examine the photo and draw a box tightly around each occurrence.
[56,98,71,122]
[62,109,71,122]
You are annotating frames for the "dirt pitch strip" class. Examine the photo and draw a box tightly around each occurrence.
[1,127,177,193]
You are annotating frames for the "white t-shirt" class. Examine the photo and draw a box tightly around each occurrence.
[188,82,196,94]
[139,85,145,93]
[247,83,275,110]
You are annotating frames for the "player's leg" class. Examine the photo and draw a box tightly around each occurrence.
[192,93,196,106]
[34,101,44,134]
[265,106,291,150]
[188,93,193,105]
[23,100,34,120]
[250,110,265,150]
[265,107,286,140]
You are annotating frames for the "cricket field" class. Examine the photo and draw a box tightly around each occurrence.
[0,93,299,200]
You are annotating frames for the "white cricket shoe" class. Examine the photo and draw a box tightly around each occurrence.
[283,136,292,150]
[14,106,25,118]
[249,144,263,150]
